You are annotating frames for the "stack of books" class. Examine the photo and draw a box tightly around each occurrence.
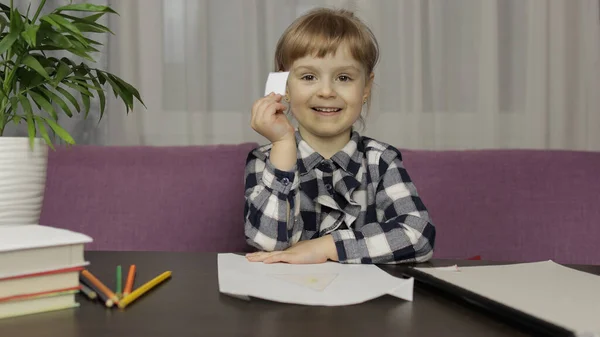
[0,225,92,319]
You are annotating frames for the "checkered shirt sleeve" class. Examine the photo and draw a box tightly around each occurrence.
[330,147,436,264]
[243,147,303,251]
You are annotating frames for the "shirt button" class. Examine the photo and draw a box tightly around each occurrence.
[282,177,290,186]
[325,184,332,190]
[319,162,333,172]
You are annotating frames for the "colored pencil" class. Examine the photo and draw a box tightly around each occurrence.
[79,276,113,307]
[118,271,171,309]
[81,270,119,305]
[79,283,97,300]
[123,265,136,296]
[116,265,122,298]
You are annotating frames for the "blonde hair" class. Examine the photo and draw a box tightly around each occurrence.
[274,7,379,125]
[274,7,378,77]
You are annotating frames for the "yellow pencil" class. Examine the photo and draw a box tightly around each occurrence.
[117,271,172,309]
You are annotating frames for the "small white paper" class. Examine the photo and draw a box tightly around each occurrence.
[217,253,413,306]
[264,71,290,96]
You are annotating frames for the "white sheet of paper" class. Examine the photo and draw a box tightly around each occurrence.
[264,71,289,96]
[416,261,600,335]
[217,253,413,306]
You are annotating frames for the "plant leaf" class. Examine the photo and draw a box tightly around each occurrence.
[40,29,73,49]
[28,90,58,120]
[18,94,33,115]
[42,117,75,145]
[18,95,35,149]
[63,82,94,117]
[17,68,45,89]
[56,14,113,34]
[0,14,8,31]
[66,47,95,62]
[11,115,24,126]
[81,92,90,118]
[21,24,39,47]
[33,116,54,150]
[46,14,83,36]
[104,73,131,110]
[55,4,118,15]
[73,22,111,34]
[68,76,93,117]
[22,55,51,79]
[0,31,18,54]
[10,8,24,33]
[109,73,145,107]
[26,111,36,149]
[43,14,88,47]
[83,37,103,46]
[54,61,72,84]
[68,78,102,91]
[55,86,81,112]
[60,57,77,68]
[58,13,105,23]
[81,13,105,23]
[95,69,107,85]
[25,3,32,18]
[9,97,20,125]
[89,76,105,118]
[40,87,72,117]
[40,15,61,30]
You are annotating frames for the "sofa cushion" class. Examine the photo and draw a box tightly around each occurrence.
[40,143,258,252]
[401,149,600,265]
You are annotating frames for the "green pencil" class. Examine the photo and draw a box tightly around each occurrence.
[116,265,122,299]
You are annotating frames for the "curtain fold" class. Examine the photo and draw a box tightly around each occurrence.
[8,0,600,150]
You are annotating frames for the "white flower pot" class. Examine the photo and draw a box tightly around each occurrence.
[0,137,48,225]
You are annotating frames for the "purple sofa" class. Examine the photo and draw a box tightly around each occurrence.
[40,143,257,253]
[40,144,600,265]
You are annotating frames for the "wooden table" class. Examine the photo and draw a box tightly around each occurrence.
[1,252,598,337]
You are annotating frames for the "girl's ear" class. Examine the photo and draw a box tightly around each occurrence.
[363,72,375,101]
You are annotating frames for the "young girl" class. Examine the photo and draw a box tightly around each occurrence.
[244,7,436,265]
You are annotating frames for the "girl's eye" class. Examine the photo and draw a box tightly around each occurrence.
[301,74,316,81]
[338,75,352,82]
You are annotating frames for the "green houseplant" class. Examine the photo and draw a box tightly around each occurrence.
[0,0,143,146]
[0,0,144,225]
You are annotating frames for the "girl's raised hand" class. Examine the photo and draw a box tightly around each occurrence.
[251,93,295,144]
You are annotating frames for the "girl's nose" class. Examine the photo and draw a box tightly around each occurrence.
[316,82,337,98]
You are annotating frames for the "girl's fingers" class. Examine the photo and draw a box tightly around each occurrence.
[253,94,280,123]
[246,251,280,262]
[263,253,290,264]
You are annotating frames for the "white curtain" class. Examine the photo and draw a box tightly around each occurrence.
[12,0,600,150]
[357,0,600,150]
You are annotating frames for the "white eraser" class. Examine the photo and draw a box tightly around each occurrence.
[264,71,289,96]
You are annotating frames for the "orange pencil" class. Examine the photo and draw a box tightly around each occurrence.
[81,269,119,305]
[123,265,136,296]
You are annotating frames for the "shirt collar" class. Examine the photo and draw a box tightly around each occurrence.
[295,130,363,177]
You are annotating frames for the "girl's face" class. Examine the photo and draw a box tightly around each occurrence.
[286,44,374,142]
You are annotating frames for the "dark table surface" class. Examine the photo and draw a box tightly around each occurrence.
[0,251,598,337]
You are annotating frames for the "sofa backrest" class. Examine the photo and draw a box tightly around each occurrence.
[41,144,600,265]
[401,149,600,265]
[40,143,259,252]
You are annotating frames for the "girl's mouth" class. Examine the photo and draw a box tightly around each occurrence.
[312,107,342,113]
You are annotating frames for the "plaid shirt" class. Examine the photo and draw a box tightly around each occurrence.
[243,130,436,264]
